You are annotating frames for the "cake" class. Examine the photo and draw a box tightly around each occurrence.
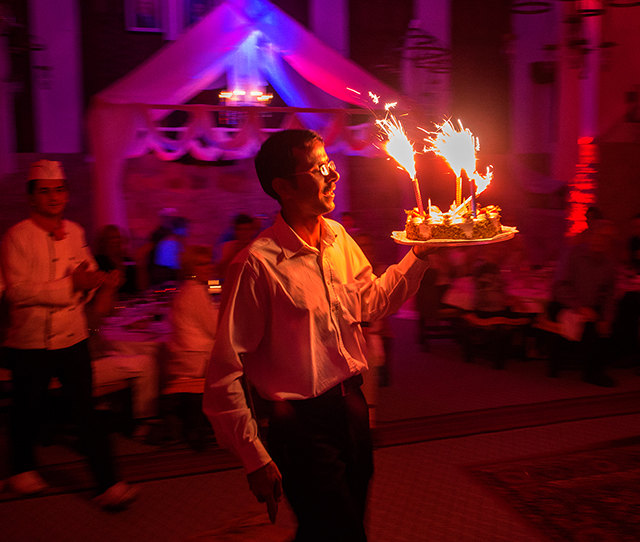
[404,204,502,241]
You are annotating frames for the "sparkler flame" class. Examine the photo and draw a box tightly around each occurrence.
[422,119,493,197]
[375,106,416,179]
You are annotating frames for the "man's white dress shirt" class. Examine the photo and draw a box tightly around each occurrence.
[1,218,95,350]
[203,214,429,473]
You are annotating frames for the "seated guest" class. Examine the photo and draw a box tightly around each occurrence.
[136,208,177,289]
[352,232,390,423]
[549,219,617,386]
[166,245,217,449]
[150,216,189,286]
[216,214,260,281]
[94,225,139,294]
[465,243,530,366]
[86,270,160,429]
[473,243,525,318]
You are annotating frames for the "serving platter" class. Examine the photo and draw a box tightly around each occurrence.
[391,225,518,247]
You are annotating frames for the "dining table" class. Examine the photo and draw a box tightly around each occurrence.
[441,265,554,315]
[96,286,222,413]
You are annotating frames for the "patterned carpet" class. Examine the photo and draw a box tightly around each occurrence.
[3,389,640,505]
[0,442,241,502]
[468,436,640,542]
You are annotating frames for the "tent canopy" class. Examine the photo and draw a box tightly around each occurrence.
[87,0,402,227]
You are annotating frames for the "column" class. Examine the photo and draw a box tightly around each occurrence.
[29,0,82,152]
[401,0,451,118]
[0,32,16,175]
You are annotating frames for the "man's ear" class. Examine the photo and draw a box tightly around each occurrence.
[272,177,295,201]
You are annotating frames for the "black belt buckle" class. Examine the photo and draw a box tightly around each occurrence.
[339,374,363,396]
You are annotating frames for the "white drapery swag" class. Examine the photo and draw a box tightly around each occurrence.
[134,105,380,162]
[87,102,384,228]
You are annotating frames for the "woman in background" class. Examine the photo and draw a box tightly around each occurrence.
[94,225,139,294]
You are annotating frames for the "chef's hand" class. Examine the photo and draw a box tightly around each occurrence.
[72,261,105,292]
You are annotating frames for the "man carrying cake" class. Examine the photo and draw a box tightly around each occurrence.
[203,129,436,540]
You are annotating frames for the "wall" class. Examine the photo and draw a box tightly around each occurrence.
[599,7,640,137]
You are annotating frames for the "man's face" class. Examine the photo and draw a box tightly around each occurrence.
[288,142,339,218]
[30,178,69,219]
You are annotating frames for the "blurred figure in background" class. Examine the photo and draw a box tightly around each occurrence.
[473,243,522,318]
[549,219,617,387]
[166,245,217,450]
[610,212,640,368]
[352,231,390,425]
[150,216,189,285]
[94,225,139,294]
[216,214,259,281]
[1,159,136,509]
[86,269,160,435]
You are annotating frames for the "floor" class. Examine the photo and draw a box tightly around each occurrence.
[2,313,639,542]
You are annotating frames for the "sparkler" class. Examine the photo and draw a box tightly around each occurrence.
[422,119,492,218]
[375,105,424,215]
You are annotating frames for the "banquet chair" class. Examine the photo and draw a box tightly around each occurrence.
[460,312,531,369]
[531,312,582,378]
[416,268,462,351]
[159,377,213,451]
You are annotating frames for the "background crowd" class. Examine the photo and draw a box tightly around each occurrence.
[0,156,639,523]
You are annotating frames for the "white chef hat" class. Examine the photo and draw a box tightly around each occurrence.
[27,160,66,181]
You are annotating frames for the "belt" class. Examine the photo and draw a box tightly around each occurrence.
[265,374,364,419]
[322,374,363,398]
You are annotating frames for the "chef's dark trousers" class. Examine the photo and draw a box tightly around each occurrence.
[7,340,116,492]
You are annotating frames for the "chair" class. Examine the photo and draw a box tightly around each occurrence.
[531,312,581,377]
[160,377,212,450]
[416,269,462,351]
[460,312,531,369]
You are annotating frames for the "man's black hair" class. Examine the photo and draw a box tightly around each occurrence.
[254,129,323,202]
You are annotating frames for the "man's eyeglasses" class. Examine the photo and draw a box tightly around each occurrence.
[291,161,336,178]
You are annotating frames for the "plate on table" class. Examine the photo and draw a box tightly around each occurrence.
[391,226,518,247]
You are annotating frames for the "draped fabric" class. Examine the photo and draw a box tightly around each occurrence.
[87,0,401,228]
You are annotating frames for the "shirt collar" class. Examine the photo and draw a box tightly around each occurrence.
[273,213,337,259]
